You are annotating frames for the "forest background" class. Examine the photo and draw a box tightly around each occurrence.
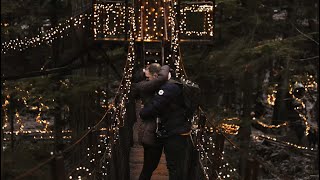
[1,0,319,179]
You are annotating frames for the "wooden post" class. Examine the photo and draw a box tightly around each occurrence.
[245,158,259,180]
[8,97,15,152]
[272,59,290,125]
[212,132,225,179]
[1,90,4,179]
[52,154,67,180]
[238,67,253,179]
[315,55,319,172]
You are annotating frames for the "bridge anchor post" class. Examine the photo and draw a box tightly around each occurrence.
[51,153,66,180]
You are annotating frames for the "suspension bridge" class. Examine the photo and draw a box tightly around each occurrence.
[1,0,317,180]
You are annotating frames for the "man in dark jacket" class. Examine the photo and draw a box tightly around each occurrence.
[139,77,192,180]
[131,63,170,180]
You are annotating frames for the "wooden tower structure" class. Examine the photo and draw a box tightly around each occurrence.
[92,0,215,72]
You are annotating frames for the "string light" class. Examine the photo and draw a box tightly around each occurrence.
[93,3,126,39]
[15,111,24,134]
[218,123,240,135]
[2,96,10,129]
[289,82,311,136]
[253,134,317,151]
[1,14,91,54]
[256,121,287,129]
[180,3,214,37]
[195,126,239,179]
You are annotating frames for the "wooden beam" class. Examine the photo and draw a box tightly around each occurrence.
[179,39,214,44]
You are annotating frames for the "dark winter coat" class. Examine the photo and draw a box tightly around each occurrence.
[139,79,191,136]
[131,65,170,146]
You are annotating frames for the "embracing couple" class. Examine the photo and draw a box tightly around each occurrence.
[131,63,193,180]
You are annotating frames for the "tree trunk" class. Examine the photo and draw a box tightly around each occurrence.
[1,91,4,179]
[238,67,254,179]
[272,59,290,125]
[9,96,15,152]
[315,1,319,172]
[50,0,64,153]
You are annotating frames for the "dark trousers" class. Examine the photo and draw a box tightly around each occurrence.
[139,135,192,180]
[164,135,192,180]
[139,145,163,180]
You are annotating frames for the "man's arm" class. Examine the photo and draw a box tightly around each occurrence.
[139,83,181,120]
[136,65,170,93]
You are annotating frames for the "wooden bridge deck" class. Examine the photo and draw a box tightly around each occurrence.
[129,102,169,180]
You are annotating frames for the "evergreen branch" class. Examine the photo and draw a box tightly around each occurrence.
[292,23,319,45]
[293,56,319,61]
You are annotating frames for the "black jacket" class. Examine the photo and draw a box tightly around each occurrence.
[139,79,191,136]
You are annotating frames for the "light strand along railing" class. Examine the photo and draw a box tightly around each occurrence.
[13,105,113,180]
[205,117,286,180]
[1,8,92,55]
[13,37,134,179]
[11,4,136,180]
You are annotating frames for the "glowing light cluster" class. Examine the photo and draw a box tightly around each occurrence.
[218,123,240,135]
[303,74,318,89]
[267,93,276,106]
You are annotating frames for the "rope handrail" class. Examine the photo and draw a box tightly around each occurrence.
[14,156,56,180]
[12,107,112,180]
[12,79,126,179]
[12,45,133,179]
[60,48,133,152]
[62,108,111,154]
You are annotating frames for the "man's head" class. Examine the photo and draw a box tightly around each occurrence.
[145,63,161,80]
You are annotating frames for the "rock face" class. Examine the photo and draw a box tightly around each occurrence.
[129,102,169,180]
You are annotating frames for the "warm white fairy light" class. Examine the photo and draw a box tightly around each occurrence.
[34,101,51,132]
[218,123,240,135]
[2,97,10,129]
[288,82,311,136]
[257,120,288,129]
[267,93,276,106]
[15,111,24,134]
[180,4,214,37]
[196,127,239,179]
[253,134,316,151]
[2,14,91,54]
[168,0,182,77]
[93,3,126,39]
